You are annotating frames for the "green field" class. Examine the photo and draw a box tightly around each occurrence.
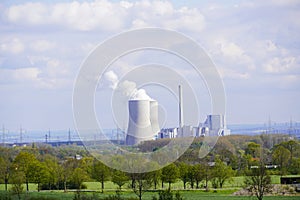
[0,175,298,200]
[0,190,299,200]
[0,176,274,192]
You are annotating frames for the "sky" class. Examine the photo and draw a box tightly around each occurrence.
[0,0,300,131]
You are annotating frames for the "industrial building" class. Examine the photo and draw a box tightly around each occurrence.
[158,114,230,139]
[125,85,230,145]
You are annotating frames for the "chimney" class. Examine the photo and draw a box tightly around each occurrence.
[179,85,183,128]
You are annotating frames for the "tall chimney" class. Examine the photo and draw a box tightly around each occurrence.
[179,85,183,128]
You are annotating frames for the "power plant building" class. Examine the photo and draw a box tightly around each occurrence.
[158,114,230,139]
[125,85,230,145]
[199,114,231,136]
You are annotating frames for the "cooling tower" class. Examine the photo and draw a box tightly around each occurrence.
[126,100,153,145]
[150,100,160,134]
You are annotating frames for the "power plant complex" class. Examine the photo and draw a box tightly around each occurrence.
[125,85,230,145]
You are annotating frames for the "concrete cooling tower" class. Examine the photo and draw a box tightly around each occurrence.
[150,100,160,135]
[126,100,160,145]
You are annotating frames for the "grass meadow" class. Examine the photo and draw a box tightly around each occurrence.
[0,175,298,200]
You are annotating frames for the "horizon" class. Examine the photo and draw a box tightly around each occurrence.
[2,121,300,136]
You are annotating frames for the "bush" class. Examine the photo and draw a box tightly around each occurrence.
[73,192,101,200]
[152,190,184,200]
[174,191,183,200]
[29,197,58,200]
[101,194,137,200]
[41,181,87,191]
[0,191,12,200]
[158,190,173,200]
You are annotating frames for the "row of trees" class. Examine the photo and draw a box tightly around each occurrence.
[0,150,233,192]
[176,136,300,176]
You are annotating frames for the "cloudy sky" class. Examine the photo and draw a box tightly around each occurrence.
[0,0,299,131]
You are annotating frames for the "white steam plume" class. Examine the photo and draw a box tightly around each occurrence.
[104,70,153,100]
[104,70,118,89]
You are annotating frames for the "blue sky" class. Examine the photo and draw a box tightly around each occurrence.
[0,0,300,131]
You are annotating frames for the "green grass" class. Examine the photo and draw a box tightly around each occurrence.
[0,175,298,200]
[0,183,38,191]
[0,190,299,200]
[0,175,283,192]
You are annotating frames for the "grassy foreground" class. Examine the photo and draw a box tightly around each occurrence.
[0,175,298,200]
[0,190,299,200]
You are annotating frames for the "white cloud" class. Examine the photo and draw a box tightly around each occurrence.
[45,59,69,78]
[4,0,206,32]
[162,7,205,32]
[219,68,250,80]
[30,40,56,52]
[5,1,128,31]
[208,38,256,73]
[131,19,149,28]
[80,42,98,54]
[265,40,277,51]
[216,40,244,58]
[0,67,40,84]
[263,56,297,73]
[6,2,48,25]
[0,38,25,54]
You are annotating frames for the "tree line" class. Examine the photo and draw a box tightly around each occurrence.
[0,134,299,200]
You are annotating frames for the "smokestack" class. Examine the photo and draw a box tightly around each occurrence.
[179,85,183,128]
[126,100,153,145]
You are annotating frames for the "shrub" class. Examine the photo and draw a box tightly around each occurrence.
[73,192,101,200]
[29,197,58,200]
[0,192,12,200]
[152,189,184,200]
[174,191,183,200]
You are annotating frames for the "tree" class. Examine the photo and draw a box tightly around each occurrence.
[131,173,153,200]
[78,157,94,175]
[246,142,261,158]
[193,163,205,189]
[112,170,129,190]
[281,140,300,161]
[62,158,77,192]
[10,171,25,200]
[43,155,62,190]
[148,169,161,190]
[161,163,179,190]
[13,152,38,191]
[187,165,196,189]
[211,157,234,188]
[92,160,111,193]
[70,167,89,190]
[289,158,300,175]
[199,161,212,191]
[240,153,253,174]
[272,146,291,176]
[244,161,272,200]
[177,162,189,189]
[28,160,49,191]
[0,156,10,191]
